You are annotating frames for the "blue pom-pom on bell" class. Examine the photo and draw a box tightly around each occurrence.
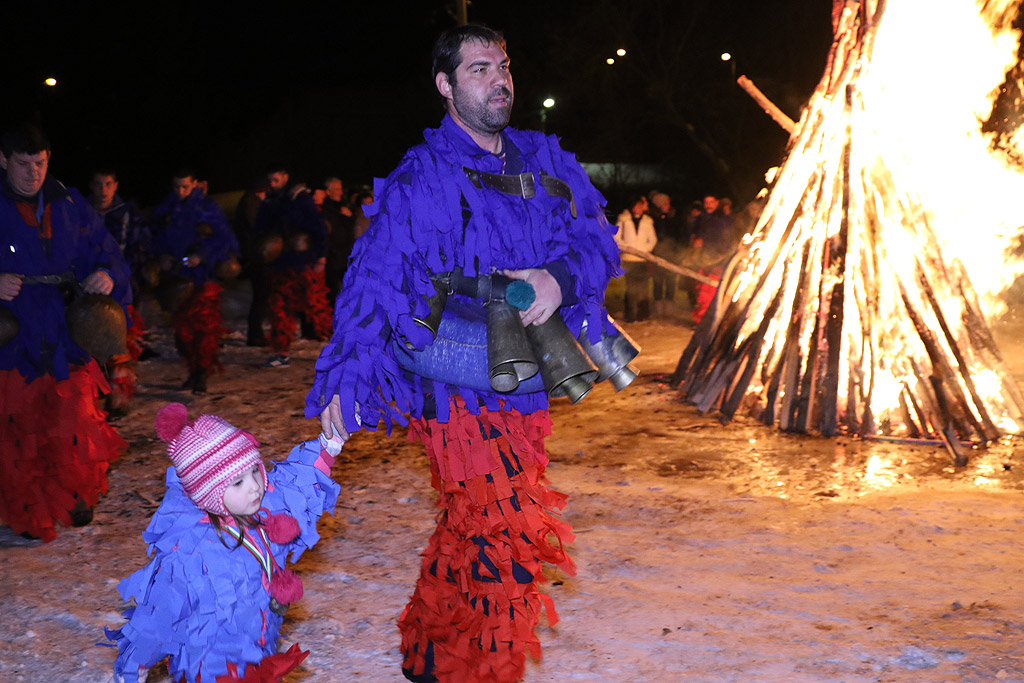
[506,280,536,310]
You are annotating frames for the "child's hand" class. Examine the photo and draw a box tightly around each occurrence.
[315,432,346,476]
[319,433,346,457]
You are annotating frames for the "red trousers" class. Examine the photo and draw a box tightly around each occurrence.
[400,400,575,683]
[691,268,722,324]
[0,362,125,541]
[268,268,333,354]
[174,282,227,373]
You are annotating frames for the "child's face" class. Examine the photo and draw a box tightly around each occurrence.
[223,465,265,516]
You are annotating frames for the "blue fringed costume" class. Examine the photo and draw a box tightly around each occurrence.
[0,173,131,541]
[107,439,340,683]
[305,115,621,681]
[148,186,238,382]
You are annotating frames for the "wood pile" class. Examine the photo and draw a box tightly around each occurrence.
[670,0,1024,464]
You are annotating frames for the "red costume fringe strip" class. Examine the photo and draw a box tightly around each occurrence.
[268,268,333,354]
[400,399,576,683]
[201,644,309,683]
[107,353,136,403]
[174,282,228,373]
[0,363,125,541]
[126,304,146,361]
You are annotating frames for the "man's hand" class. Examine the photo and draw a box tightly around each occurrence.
[503,268,562,326]
[82,271,114,295]
[319,394,351,443]
[0,274,22,301]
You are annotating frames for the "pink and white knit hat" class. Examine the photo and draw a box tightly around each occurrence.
[154,403,267,516]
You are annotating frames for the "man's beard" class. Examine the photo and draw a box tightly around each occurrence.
[452,85,513,134]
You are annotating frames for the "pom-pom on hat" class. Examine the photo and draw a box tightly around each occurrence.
[154,403,267,517]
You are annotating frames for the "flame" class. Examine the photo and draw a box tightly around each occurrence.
[860,0,1024,314]
[681,0,1024,444]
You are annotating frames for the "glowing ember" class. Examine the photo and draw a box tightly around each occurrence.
[672,0,1024,464]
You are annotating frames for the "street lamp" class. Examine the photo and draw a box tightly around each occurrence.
[616,48,626,57]
[44,77,57,87]
[720,53,735,81]
[540,97,555,133]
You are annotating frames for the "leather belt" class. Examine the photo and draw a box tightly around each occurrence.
[433,267,515,303]
[463,167,577,219]
[21,271,75,286]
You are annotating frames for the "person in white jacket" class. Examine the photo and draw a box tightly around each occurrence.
[614,194,657,321]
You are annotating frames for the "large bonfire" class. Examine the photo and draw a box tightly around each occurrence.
[672,0,1024,464]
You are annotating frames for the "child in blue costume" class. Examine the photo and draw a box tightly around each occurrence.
[106,403,342,683]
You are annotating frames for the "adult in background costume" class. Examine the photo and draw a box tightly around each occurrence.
[253,166,333,368]
[0,124,130,542]
[308,25,621,683]
[148,170,238,393]
[320,176,356,305]
[89,168,151,416]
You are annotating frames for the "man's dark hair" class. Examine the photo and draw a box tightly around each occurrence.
[172,167,198,181]
[431,23,506,85]
[1,123,51,158]
[264,163,289,177]
[92,168,118,182]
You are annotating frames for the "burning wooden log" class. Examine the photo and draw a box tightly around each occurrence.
[736,76,796,134]
[673,0,1024,461]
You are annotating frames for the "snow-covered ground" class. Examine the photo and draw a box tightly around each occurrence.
[3,285,1024,682]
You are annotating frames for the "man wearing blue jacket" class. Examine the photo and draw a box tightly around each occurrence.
[149,169,238,393]
[308,25,622,683]
[0,123,130,542]
[253,166,332,368]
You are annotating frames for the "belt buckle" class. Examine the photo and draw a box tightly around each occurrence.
[519,173,535,199]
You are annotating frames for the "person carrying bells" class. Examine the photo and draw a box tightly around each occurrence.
[0,123,131,542]
[307,24,622,683]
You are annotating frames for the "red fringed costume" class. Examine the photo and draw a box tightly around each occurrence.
[126,303,146,361]
[0,171,131,541]
[692,266,722,325]
[0,363,126,541]
[306,105,623,682]
[268,269,333,354]
[104,305,145,412]
[400,401,575,682]
[174,282,229,374]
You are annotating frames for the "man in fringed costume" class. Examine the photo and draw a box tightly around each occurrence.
[0,124,130,542]
[308,25,621,683]
[89,169,151,417]
[149,170,238,394]
[254,166,333,368]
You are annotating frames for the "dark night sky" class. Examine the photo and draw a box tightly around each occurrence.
[2,0,832,209]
